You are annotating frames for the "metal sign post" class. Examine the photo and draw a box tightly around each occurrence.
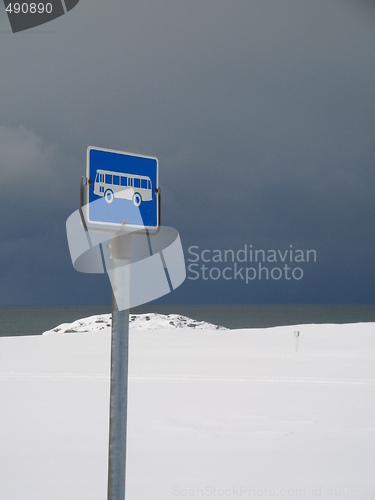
[85,146,160,500]
[107,233,132,500]
[66,146,185,500]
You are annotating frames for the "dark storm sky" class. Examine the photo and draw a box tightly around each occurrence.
[0,0,374,305]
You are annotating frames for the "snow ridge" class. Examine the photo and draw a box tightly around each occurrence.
[43,313,227,335]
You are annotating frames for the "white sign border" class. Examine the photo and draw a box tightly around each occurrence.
[85,146,160,231]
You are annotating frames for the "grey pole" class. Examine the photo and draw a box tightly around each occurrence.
[107,233,132,500]
[294,330,300,353]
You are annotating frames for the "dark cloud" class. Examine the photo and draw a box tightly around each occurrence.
[0,0,374,304]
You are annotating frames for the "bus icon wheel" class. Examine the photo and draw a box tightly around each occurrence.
[104,189,114,204]
[133,193,142,207]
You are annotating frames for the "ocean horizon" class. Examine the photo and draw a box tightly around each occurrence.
[1,303,375,337]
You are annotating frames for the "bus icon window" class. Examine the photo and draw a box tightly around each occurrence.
[94,169,153,207]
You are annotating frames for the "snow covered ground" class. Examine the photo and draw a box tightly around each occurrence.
[0,315,374,499]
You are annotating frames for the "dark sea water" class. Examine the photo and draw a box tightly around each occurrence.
[1,304,375,337]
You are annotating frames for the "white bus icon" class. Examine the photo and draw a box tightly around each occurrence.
[94,169,153,207]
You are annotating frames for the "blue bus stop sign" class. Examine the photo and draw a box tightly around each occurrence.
[86,146,159,230]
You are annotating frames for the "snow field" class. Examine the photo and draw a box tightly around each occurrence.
[0,317,374,499]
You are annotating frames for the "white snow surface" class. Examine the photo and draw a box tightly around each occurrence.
[1,317,375,499]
